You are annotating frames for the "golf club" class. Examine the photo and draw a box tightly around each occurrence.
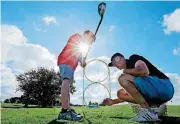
[95,2,106,36]
[84,2,106,60]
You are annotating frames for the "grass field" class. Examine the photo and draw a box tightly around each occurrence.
[1,103,180,124]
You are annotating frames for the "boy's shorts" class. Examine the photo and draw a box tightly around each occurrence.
[134,76,174,105]
[59,64,74,80]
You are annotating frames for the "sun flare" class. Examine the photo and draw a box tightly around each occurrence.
[78,42,89,54]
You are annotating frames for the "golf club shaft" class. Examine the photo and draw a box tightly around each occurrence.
[84,15,104,60]
[95,15,104,36]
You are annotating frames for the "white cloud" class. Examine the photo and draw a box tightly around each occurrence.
[173,42,180,56]
[73,64,180,105]
[111,70,123,83]
[1,24,27,45]
[163,8,180,34]
[74,66,83,80]
[0,64,23,101]
[83,83,111,105]
[1,24,180,105]
[71,56,122,105]
[42,16,57,25]
[1,24,58,100]
[70,83,113,105]
[166,73,180,105]
[109,25,115,32]
[1,24,57,72]
[70,89,83,105]
[74,56,111,81]
[1,64,17,87]
[33,21,47,32]
[33,21,42,31]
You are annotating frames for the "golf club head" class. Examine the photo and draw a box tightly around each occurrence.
[98,2,106,17]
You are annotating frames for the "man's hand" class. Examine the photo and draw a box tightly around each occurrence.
[103,98,113,106]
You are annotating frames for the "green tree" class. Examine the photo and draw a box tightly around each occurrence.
[16,67,76,107]
[4,99,10,103]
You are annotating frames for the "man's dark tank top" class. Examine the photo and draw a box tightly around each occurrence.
[126,54,169,79]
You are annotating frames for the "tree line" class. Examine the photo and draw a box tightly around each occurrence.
[4,67,76,107]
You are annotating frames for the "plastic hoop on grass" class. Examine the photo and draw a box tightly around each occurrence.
[83,82,111,106]
[84,59,110,83]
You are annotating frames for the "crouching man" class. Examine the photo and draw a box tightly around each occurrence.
[104,53,174,122]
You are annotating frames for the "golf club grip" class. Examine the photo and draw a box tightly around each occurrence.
[95,15,103,36]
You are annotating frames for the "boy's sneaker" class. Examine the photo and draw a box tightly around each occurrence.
[131,108,161,122]
[57,110,83,122]
[69,108,80,115]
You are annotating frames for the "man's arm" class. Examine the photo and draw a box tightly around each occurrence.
[103,98,124,106]
[123,60,149,76]
[112,98,124,104]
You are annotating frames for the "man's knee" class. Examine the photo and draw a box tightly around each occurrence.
[118,74,125,84]
[118,74,134,87]
[117,89,124,98]
[118,75,128,87]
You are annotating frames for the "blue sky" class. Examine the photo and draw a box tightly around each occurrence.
[2,1,180,73]
[1,1,180,104]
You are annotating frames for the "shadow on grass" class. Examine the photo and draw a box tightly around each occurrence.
[2,106,23,109]
[110,116,180,124]
[47,119,67,124]
[109,116,131,120]
[157,116,180,124]
[2,106,57,109]
[47,118,89,124]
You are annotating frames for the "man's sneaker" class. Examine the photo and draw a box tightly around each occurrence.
[57,110,83,122]
[151,103,167,116]
[131,108,161,122]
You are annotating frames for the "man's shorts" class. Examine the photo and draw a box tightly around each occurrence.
[59,64,74,80]
[134,76,174,105]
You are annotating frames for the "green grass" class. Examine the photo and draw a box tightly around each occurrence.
[165,105,180,117]
[1,103,180,124]
[1,103,38,108]
[1,103,24,108]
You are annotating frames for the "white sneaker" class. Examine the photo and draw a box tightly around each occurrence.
[151,103,167,116]
[131,108,161,122]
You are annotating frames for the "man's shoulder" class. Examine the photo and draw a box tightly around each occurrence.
[129,54,141,59]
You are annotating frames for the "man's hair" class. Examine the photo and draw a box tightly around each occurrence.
[108,53,124,67]
[111,53,124,61]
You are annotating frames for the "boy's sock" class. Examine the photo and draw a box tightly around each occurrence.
[61,108,68,113]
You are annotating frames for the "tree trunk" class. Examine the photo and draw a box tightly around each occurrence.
[24,99,29,108]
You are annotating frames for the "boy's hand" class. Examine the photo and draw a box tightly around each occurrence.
[84,30,96,43]
[91,33,96,42]
[90,32,96,43]
[81,62,86,68]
